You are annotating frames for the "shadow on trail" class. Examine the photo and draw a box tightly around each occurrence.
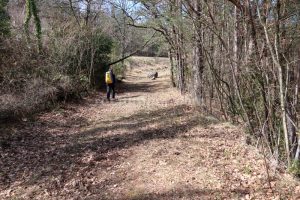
[0,104,220,196]
[92,105,217,133]
[117,79,168,94]
[118,188,249,200]
[85,185,249,199]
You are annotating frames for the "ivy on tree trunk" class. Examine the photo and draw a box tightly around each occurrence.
[24,0,42,52]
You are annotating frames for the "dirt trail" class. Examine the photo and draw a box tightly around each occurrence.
[0,57,299,199]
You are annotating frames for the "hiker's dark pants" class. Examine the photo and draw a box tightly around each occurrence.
[107,84,115,100]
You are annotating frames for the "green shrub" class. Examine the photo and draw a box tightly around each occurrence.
[289,160,300,177]
[0,0,10,39]
[112,62,127,79]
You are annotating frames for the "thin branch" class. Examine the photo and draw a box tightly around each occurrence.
[108,32,157,66]
[68,0,81,27]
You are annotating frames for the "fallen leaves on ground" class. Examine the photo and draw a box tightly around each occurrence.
[0,57,299,200]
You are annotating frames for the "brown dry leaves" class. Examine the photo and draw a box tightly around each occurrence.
[0,57,299,200]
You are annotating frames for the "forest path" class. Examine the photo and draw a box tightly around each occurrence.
[0,57,298,199]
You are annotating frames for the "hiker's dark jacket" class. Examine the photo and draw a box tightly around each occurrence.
[107,71,116,85]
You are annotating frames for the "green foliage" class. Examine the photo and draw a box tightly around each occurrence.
[91,33,114,87]
[0,0,10,38]
[31,0,42,50]
[24,0,32,39]
[288,160,300,177]
[243,165,252,175]
[112,61,127,79]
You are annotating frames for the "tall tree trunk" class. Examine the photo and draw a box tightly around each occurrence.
[173,0,185,93]
[192,0,204,105]
[169,48,176,87]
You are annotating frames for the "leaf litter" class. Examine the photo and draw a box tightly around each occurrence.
[0,57,299,200]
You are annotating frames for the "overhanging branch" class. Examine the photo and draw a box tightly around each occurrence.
[108,32,157,66]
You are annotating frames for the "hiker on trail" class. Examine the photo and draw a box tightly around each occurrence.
[105,67,116,101]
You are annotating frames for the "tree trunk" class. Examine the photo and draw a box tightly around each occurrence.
[192,0,204,105]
